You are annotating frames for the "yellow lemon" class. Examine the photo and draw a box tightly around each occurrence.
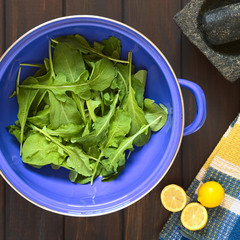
[181,202,208,231]
[197,181,225,208]
[160,184,187,212]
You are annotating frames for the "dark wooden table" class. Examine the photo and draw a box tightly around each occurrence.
[0,1,239,239]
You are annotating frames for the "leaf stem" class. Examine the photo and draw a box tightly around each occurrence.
[90,151,104,185]
[18,82,88,90]
[48,40,55,79]
[51,38,58,44]
[51,38,129,64]
[88,47,129,64]
[20,63,43,68]
[9,91,16,98]
[89,93,119,184]
[72,93,88,124]
[86,100,96,122]
[100,92,104,117]
[31,124,71,155]
[108,115,162,166]
[128,52,132,89]
[88,156,98,161]
[16,67,21,98]
[18,67,22,154]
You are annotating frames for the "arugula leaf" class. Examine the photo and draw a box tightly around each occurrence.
[30,64,47,77]
[17,76,39,154]
[111,64,129,102]
[134,70,147,88]
[53,35,129,64]
[131,70,147,108]
[132,75,145,109]
[69,170,78,182]
[72,160,102,184]
[72,93,87,124]
[48,91,82,129]
[53,42,85,82]
[123,52,150,147]
[8,125,21,143]
[102,115,162,174]
[36,69,52,85]
[45,123,84,141]
[31,125,92,176]
[93,41,104,52]
[66,146,92,176]
[22,133,66,166]
[86,95,102,122]
[88,58,116,91]
[53,35,90,54]
[101,165,125,182]
[103,109,131,148]
[72,93,119,147]
[19,70,91,101]
[28,108,50,128]
[101,36,121,59]
[144,98,168,131]
[90,109,131,184]
[90,108,131,184]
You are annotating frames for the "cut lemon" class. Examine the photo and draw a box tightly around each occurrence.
[181,202,208,231]
[160,184,187,212]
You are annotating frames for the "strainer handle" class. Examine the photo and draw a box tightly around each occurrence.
[178,79,207,136]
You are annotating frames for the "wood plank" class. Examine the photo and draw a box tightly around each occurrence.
[5,0,63,48]
[4,1,64,240]
[0,0,4,55]
[0,0,5,239]
[0,178,4,240]
[6,186,63,240]
[123,1,182,239]
[63,1,123,239]
[123,0,182,70]
[65,213,123,240]
[65,0,122,21]
[181,0,240,187]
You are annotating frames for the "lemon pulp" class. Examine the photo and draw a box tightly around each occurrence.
[181,202,208,231]
[160,184,187,212]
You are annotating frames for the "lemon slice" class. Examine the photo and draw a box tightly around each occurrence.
[160,184,187,212]
[181,202,208,231]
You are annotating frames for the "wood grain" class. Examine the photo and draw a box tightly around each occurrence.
[0,0,5,239]
[5,187,63,240]
[0,177,4,240]
[181,0,240,187]
[123,1,182,239]
[4,1,64,240]
[5,0,63,48]
[65,212,123,240]
[63,1,123,239]
[0,0,4,55]
[123,0,182,70]
[65,0,122,21]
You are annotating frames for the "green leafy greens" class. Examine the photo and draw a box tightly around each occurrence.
[8,34,168,185]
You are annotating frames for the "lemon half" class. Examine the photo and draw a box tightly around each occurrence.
[160,184,187,212]
[181,202,208,231]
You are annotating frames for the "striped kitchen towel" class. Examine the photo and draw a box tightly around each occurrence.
[159,114,240,240]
